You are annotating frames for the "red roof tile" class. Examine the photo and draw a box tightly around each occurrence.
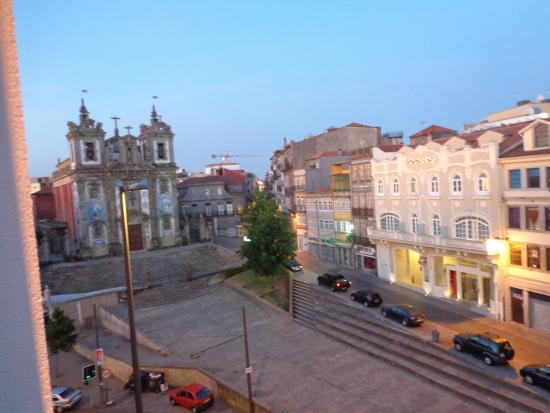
[306,150,351,161]
[410,124,456,139]
[378,144,403,152]
[346,122,377,128]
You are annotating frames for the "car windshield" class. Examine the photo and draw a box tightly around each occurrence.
[489,341,511,353]
[196,388,209,399]
[334,275,345,280]
[58,388,74,398]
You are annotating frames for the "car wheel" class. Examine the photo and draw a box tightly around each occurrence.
[524,375,535,385]
[483,355,493,366]
[192,408,199,413]
[170,398,176,406]
[454,342,463,352]
[363,301,369,307]
[401,318,408,326]
[382,310,387,317]
[330,287,335,292]
[55,407,64,413]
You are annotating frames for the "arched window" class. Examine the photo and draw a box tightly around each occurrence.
[477,173,489,193]
[411,214,419,233]
[160,177,169,194]
[409,177,417,194]
[455,216,489,240]
[430,176,439,195]
[392,179,400,195]
[535,124,549,148]
[380,213,400,231]
[377,179,384,195]
[432,214,441,236]
[92,220,103,238]
[452,174,462,195]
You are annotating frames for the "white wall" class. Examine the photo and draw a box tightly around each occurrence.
[0,2,51,411]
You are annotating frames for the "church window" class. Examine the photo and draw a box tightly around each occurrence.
[93,220,103,238]
[128,191,138,208]
[157,142,166,160]
[85,142,96,161]
[88,181,99,199]
[127,146,133,164]
[160,177,169,194]
[162,215,171,230]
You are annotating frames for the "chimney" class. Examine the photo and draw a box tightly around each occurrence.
[517,99,531,106]
[283,137,287,146]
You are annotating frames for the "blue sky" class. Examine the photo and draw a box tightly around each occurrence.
[14,1,550,178]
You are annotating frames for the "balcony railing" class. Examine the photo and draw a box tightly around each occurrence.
[367,228,488,254]
[352,208,374,218]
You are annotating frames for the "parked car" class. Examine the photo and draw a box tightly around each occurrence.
[287,259,303,272]
[351,290,383,307]
[124,370,165,393]
[51,386,83,412]
[169,383,214,412]
[381,304,425,326]
[317,273,352,291]
[519,364,550,388]
[453,332,515,365]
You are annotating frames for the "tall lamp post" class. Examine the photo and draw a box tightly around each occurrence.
[118,179,147,413]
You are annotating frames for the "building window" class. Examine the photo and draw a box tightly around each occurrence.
[218,204,225,215]
[527,168,540,188]
[527,245,540,269]
[454,216,489,240]
[128,191,138,208]
[430,176,439,195]
[380,213,400,231]
[510,244,522,266]
[157,142,166,160]
[85,142,96,161]
[451,174,462,195]
[159,177,169,194]
[546,207,550,231]
[411,214,419,233]
[477,173,489,194]
[162,215,171,230]
[205,205,212,216]
[508,207,521,229]
[328,202,333,211]
[546,248,550,271]
[432,214,441,236]
[88,181,99,199]
[409,177,417,194]
[227,202,234,215]
[217,187,222,195]
[204,188,210,196]
[392,179,400,195]
[92,220,103,238]
[526,207,540,230]
[377,180,384,195]
[534,124,549,148]
[509,169,521,189]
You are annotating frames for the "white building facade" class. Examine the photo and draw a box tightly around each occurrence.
[368,134,507,319]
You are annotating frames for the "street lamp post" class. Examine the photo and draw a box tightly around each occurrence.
[119,184,144,413]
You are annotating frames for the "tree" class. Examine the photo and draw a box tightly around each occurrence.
[46,308,78,377]
[239,192,296,276]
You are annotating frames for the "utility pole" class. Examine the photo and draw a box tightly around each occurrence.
[242,306,254,413]
[93,304,105,406]
[119,186,144,413]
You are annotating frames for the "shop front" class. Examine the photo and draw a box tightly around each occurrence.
[394,248,423,289]
[355,245,376,271]
[441,257,493,307]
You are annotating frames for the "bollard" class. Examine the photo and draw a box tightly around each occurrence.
[432,329,440,343]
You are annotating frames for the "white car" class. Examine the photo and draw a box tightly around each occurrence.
[52,386,83,412]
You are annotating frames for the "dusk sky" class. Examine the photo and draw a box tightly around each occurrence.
[14,1,550,178]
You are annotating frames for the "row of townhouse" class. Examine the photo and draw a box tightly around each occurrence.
[271,99,550,333]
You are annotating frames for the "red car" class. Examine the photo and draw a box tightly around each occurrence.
[169,383,214,412]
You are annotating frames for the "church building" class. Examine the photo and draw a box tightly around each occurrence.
[51,100,181,258]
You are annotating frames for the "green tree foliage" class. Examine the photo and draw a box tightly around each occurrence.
[240,192,296,276]
[46,308,78,377]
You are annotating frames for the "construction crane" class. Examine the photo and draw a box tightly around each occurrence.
[210,153,267,163]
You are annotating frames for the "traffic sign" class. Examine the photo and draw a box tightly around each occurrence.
[245,366,253,375]
[95,348,104,366]
[102,368,112,379]
[83,364,96,382]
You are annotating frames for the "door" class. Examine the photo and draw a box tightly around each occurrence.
[461,273,478,303]
[449,270,457,298]
[511,288,524,324]
[128,224,143,251]
[529,292,550,332]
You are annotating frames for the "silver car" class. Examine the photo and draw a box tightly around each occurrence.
[52,386,83,412]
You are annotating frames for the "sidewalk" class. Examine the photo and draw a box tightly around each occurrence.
[294,252,550,373]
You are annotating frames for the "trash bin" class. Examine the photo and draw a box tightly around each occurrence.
[431,329,440,343]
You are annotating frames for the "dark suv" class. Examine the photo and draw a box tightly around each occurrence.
[351,290,383,307]
[453,332,515,365]
[317,273,351,291]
